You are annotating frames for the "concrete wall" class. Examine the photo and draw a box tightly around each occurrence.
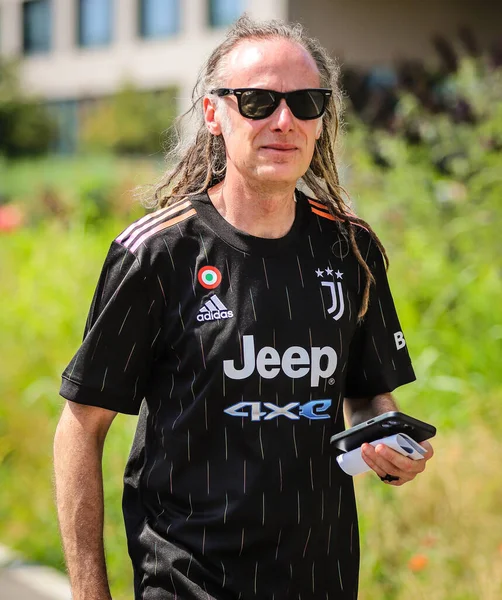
[289,0,502,67]
[0,0,288,113]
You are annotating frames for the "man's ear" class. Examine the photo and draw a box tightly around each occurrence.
[203,96,222,136]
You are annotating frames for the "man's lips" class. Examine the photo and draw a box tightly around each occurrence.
[261,144,298,151]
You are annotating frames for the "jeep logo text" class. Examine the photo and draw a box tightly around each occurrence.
[223,335,337,387]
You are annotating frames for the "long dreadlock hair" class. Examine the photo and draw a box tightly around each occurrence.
[144,15,388,318]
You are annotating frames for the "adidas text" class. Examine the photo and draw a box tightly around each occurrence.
[197,310,234,322]
[197,295,233,322]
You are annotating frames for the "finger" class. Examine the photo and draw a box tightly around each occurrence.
[361,445,403,486]
[360,443,388,479]
[419,440,434,460]
[368,448,419,485]
[372,448,413,481]
[362,443,423,483]
[374,444,426,477]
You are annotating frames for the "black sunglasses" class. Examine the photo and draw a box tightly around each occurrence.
[210,88,332,120]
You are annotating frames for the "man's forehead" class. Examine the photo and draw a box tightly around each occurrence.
[224,38,320,88]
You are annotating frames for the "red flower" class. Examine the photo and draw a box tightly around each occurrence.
[0,204,24,232]
[408,553,429,572]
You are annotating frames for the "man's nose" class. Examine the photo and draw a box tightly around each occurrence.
[271,99,294,132]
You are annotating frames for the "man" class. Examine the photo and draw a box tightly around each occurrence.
[54,16,433,600]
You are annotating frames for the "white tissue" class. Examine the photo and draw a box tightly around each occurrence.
[336,433,427,476]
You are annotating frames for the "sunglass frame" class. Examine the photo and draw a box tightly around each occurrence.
[210,88,332,120]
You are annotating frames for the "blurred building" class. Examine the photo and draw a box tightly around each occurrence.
[0,0,501,152]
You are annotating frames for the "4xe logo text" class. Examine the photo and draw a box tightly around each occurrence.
[224,399,332,421]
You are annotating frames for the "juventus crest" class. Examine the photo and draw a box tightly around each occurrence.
[316,267,345,321]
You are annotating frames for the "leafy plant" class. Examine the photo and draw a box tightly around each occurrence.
[0,58,57,157]
[80,83,177,156]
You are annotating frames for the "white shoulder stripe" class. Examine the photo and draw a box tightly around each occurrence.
[116,198,189,244]
[122,200,192,249]
[129,208,196,253]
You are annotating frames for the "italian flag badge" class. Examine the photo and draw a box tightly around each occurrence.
[198,266,222,289]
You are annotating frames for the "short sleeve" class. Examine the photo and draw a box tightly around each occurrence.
[60,241,163,415]
[344,237,416,398]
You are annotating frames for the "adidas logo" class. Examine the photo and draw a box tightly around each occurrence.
[197,295,234,322]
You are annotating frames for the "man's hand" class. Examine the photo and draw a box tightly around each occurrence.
[361,440,434,486]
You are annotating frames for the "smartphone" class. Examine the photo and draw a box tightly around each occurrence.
[330,411,436,453]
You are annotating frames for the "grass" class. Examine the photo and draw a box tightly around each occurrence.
[357,427,502,600]
[0,219,138,599]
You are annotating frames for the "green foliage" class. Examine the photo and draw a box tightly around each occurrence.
[0,58,57,158]
[0,154,159,225]
[342,59,502,432]
[0,222,137,599]
[0,155,160,598]
[80,83,177,155]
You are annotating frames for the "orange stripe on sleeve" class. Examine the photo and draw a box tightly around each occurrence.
[308,198,360,221]
[308,199,330,211]
[311,207,338,221]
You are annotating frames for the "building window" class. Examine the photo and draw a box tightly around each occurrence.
[78,0,113,48]
[23,0,51,54]
[208,0,243,28]
[139,0,179,39]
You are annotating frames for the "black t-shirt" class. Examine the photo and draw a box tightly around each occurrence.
[60,191,415,600]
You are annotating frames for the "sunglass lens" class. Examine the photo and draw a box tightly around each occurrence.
[240,90,278,119]
[288,90,326,119]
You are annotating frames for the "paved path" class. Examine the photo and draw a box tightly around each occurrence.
[0,569,59,600]
[0,546,71,600]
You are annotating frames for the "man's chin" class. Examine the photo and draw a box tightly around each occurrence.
[253,165,303,186]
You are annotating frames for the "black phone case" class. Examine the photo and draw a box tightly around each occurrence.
[329,411,436,452]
